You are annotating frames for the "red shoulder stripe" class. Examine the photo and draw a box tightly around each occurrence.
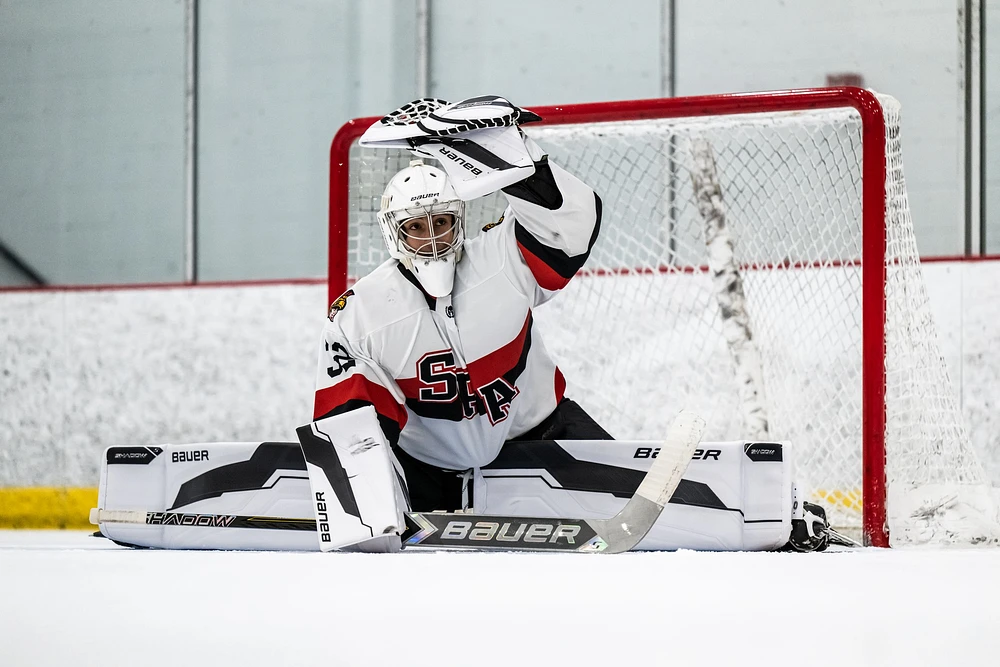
[313,374,408,429]
[516,241,573,291]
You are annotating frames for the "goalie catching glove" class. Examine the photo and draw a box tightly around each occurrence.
[359,95,545,200]
[362,95,541,141]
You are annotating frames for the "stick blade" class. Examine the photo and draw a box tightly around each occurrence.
[636,410,707,507]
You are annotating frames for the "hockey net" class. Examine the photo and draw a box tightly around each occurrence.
[329,88,999,547]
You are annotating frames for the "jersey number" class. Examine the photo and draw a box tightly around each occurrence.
[326,342,356,378]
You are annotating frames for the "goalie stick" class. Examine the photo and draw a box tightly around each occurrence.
[91,410,705,554]
[89,508,316,531]
[402,409,706,553]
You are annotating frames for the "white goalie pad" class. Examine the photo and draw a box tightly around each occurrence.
[95,440,318,550]
[94,408,409,552]
[476,439,794,551]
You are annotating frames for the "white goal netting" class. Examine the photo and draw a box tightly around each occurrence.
[336,93,999,546]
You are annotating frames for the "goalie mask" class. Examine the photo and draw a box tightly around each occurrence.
[378,160,466,297]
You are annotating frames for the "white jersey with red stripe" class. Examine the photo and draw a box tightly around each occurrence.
[314,158,601,471]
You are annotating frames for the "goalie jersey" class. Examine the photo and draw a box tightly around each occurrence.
[314,159,602,471]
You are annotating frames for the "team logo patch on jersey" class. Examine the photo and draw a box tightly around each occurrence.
[328,289,355,321]
[482,214,504,232]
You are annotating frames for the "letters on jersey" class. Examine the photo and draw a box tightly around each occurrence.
[397,311,529,425]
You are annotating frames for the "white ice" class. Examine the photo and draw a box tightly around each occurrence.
[1,531,998,667]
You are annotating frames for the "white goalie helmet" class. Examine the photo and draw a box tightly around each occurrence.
[377,160,467,297]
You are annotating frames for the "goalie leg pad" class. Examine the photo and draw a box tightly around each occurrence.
[95,408,409,552]
[96,440,318,550]
[476,439,793,551]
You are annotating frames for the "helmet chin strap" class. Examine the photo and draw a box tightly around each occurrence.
[408,254,458,298]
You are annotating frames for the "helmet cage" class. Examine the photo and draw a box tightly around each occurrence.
[379,199,466,263]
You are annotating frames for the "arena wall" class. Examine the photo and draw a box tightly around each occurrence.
[2,260,999,527]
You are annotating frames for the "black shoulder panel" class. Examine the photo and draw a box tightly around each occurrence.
[513,192,602,281]
[501,157,564,210]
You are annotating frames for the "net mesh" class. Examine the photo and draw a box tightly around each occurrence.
[340,94,999,546]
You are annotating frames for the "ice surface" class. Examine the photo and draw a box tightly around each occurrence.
[2,531,998,667]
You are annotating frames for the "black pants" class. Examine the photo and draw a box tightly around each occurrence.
[393,398,613,512]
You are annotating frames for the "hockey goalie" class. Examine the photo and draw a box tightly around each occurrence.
[92,96,842,554]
